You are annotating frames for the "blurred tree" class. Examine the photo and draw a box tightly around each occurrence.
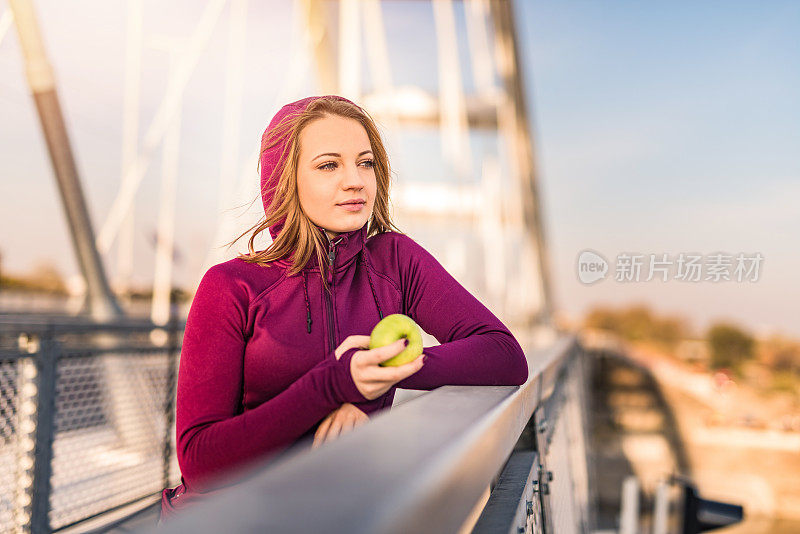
[707,323,754,372]
[652,317,687,349]
[584,306,619,332]
[584,304,688,351]
[758,336,800,373]
[619,305,654,341]
[0,261,67,294]
[28,262,67,294]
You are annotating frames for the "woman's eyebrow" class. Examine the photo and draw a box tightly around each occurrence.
[312,152,339,161]
[312,150,373,161]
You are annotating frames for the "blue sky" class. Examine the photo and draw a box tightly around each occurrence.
[517,1,800,336]
[1,0,798,336]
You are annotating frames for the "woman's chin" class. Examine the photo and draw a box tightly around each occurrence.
[330,217,369,234]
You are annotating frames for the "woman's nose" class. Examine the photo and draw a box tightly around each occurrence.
[342,163,364,190]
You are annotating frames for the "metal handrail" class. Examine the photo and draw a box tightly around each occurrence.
[0,315,186,335]
[149,336,579,534]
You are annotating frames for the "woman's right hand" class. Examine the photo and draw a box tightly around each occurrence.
[334,335,425,401]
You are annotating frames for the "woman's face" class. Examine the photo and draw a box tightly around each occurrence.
[296,114,377,239]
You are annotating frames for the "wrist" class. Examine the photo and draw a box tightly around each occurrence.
[332,347,369,404]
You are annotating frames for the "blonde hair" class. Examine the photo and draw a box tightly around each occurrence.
[232,97,402,292]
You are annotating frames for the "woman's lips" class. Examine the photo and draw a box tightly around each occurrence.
[337,201,366,212]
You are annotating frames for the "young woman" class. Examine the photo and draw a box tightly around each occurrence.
[159,95,528,524]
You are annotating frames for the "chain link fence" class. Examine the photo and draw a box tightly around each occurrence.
[0,318,183,533]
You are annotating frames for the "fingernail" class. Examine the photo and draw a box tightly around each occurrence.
[403,339,409,347]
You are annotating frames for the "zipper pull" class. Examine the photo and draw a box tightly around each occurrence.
[328,236,344,266]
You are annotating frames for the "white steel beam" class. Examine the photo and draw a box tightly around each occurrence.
[151,49,182,327]
[432,0,472,179]
[0,9,13,47]
[96,0,228,254]
[116,0,143,296]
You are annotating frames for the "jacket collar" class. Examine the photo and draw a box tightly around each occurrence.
[316,223,367,270]
[274,222,367,272]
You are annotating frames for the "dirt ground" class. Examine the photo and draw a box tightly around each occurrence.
[629,346,800,520]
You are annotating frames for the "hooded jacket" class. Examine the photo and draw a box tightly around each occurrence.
[159,95,529,523]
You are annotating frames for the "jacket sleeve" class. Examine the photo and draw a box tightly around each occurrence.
[175,265,368,493]
[394,235,529,390]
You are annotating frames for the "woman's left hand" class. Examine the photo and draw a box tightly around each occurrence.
[312,403,370,449]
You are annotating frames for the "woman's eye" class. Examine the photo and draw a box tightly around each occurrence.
[359,159,375,168]
[319,162,337,171]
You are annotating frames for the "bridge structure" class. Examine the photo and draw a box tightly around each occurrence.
[2,0,553,330]
[0,1,741,533]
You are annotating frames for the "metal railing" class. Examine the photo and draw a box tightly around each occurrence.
[150,335,590,534]
[0,316,184,533]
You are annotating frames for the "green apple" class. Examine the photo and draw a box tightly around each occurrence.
[369,313,424,367]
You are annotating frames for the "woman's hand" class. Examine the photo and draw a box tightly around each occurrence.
[312,402,369,449]
[335,335,425,401]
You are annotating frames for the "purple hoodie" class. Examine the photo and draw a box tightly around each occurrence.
[159,95,528,523]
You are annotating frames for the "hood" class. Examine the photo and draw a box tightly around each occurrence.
[260,95,362,241]
[259,96,385,334]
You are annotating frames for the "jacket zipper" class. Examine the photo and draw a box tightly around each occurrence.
[323,233,343,356]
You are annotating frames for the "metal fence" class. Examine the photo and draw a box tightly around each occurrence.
[0,316,593,533]
[472,335,594,534]
[0,316,184,533]
[534,341,594,533]
[151,335,592,534]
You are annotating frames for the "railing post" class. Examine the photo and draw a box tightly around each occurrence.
[532,406,554,534]
[29,331,58,534]
[162,315,179,490]
[619,476,640,534]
